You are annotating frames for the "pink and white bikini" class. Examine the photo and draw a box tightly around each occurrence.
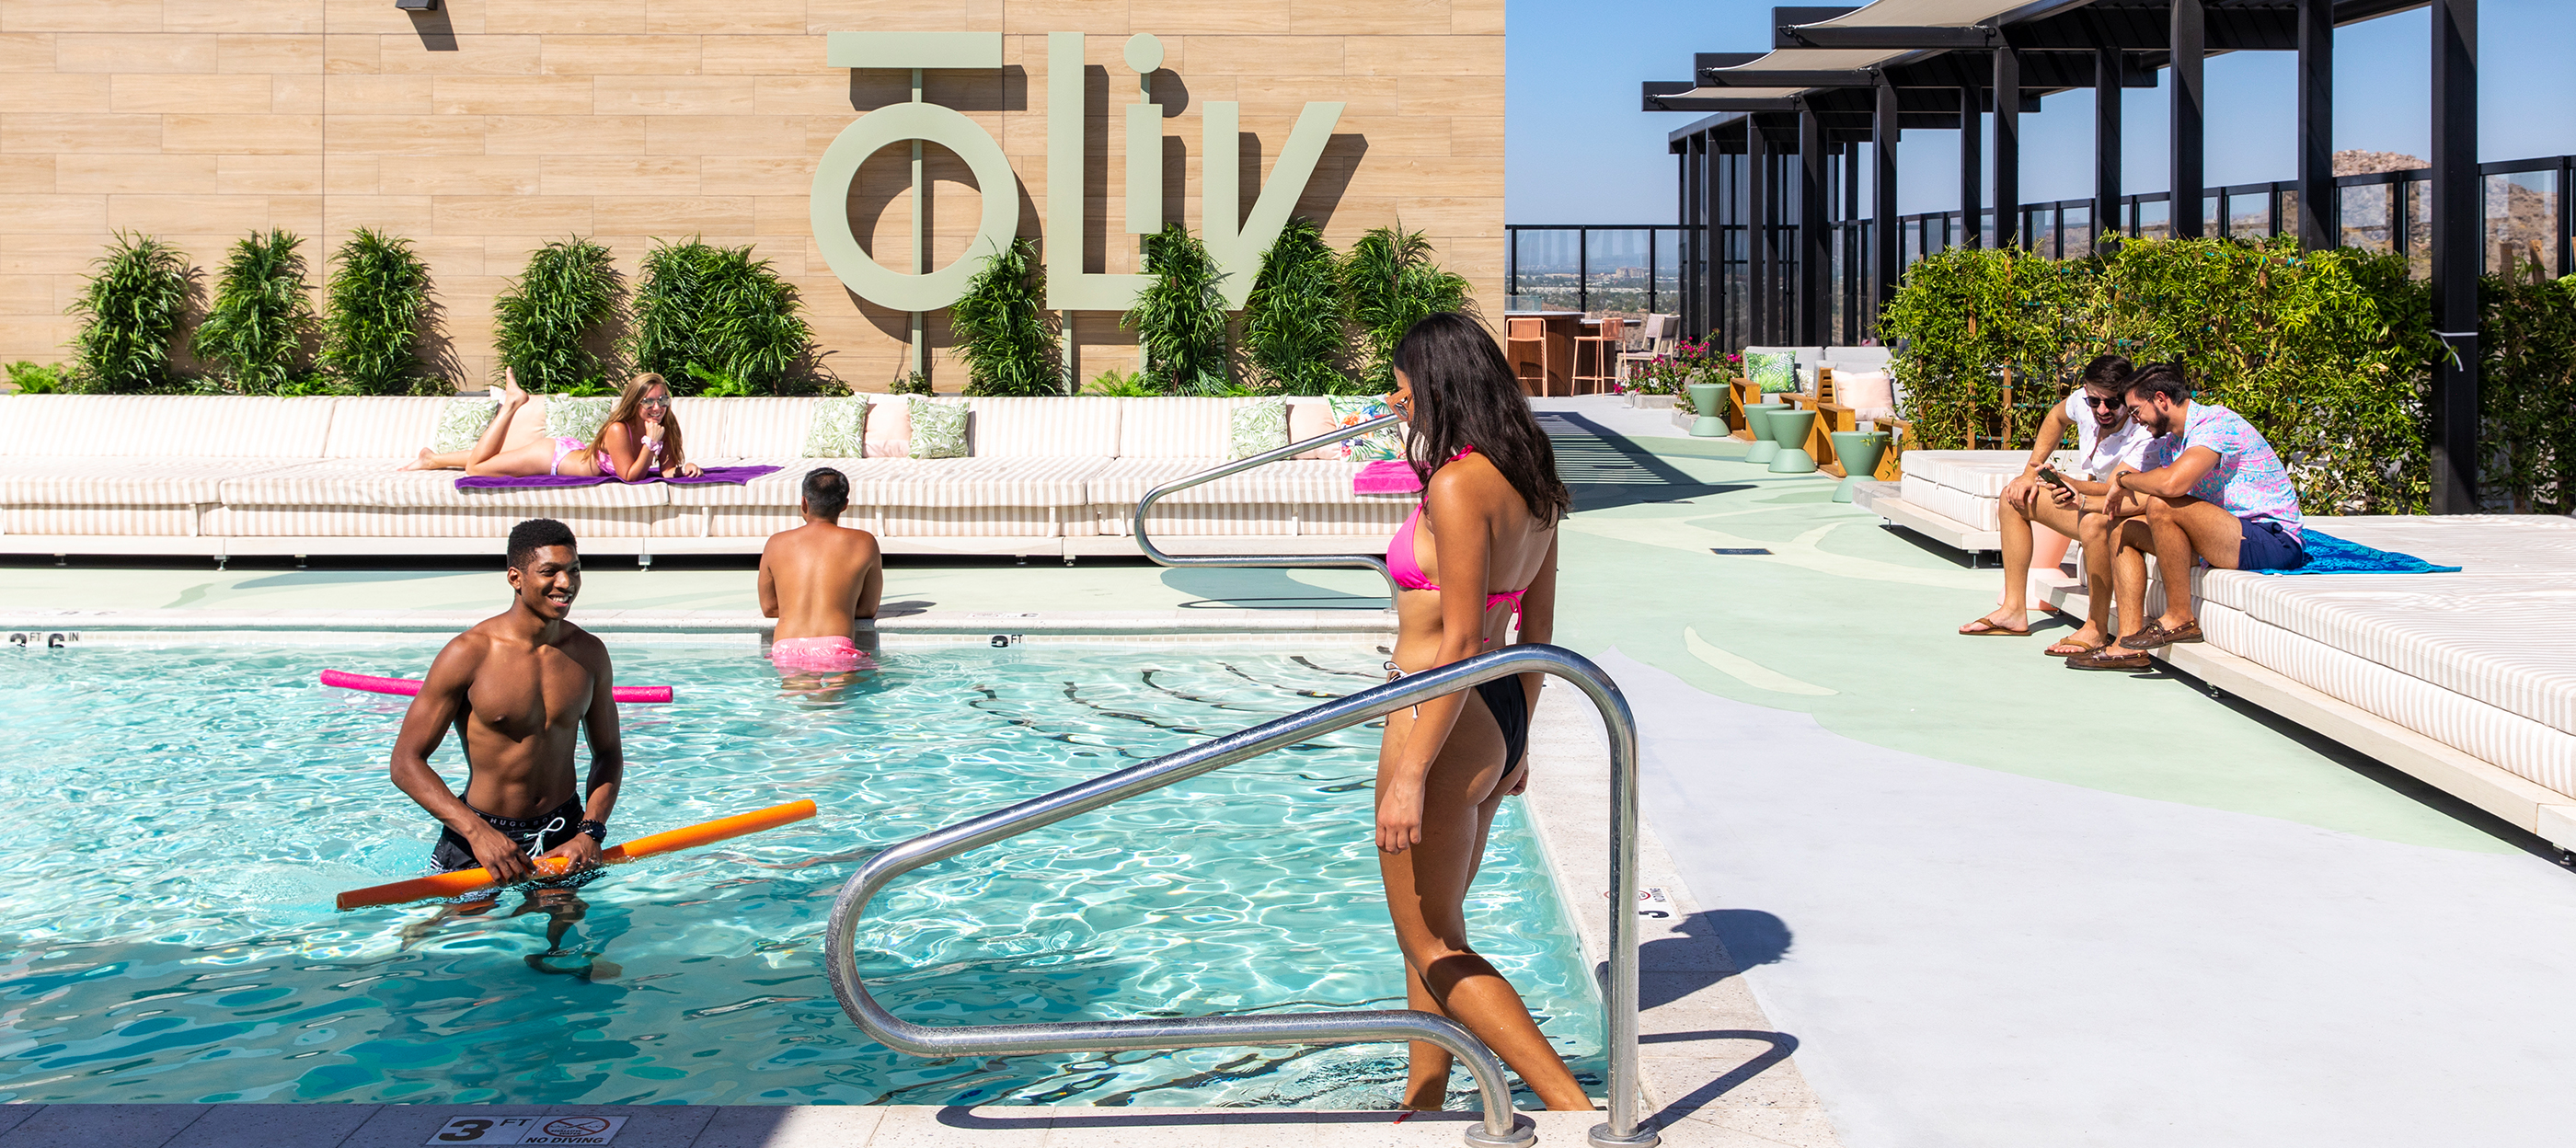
[552,432,662,476]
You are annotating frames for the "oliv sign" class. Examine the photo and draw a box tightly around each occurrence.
[810,31,1345,314]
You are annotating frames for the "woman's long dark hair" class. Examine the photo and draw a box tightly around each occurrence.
[1394,313,1571,525]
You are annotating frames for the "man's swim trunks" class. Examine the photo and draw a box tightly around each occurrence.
[430,796,585,873]
[771,634,868,672]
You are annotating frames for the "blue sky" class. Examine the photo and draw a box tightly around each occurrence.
[1507,0,2576,223]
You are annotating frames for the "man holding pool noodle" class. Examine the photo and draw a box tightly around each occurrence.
[389,518,624,883]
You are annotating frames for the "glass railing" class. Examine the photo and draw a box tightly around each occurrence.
[1503,224,1683,317]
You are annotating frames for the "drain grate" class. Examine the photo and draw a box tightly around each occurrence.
[1710,547,1773,556]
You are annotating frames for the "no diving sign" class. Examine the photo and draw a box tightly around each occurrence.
[427,1115,627,1145]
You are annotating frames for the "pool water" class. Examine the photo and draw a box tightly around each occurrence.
[0,642,1602,1108]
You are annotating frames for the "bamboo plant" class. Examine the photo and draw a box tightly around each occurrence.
[493,237,620,394]
[950,237,1062,396]
[68,233,193,393]
[1341,223,1471,391]
[1242,218,1352,395]
[320,228,432,396]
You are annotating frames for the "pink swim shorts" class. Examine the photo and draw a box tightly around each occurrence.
[770,635,868,672]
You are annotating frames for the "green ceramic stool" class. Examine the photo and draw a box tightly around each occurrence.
[1685,382,1729,437]
[1743,399,1782,464]
[1765,408,1818,474]
[1829,430,1890,501]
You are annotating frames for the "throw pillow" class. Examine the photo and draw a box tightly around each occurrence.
[906,396,968,459]
[865,394,912,458]
[801,396,871,458]
[1746,350,1798,394]
[1836,370,1895,419]
[1326,395,1404,462]
[1226,397,1289,460]
[430,396,500,453]
[1285,397,1338,459]
[545,396,615,445]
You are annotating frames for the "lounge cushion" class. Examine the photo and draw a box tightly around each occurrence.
[220,460,671,509]
[973,397,1121,458]
[1900,450,2029,497]
[1087,457,1374,506]
[0,456,312,504]
[663,456,1110,509]
[325,396,448,459]
[0,396,335,459]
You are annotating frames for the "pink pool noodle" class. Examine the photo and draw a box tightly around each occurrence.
[321,669,673,704]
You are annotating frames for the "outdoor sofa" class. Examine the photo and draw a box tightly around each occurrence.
[0,395,1410,563]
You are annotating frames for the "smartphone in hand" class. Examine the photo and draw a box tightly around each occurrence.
[2036,465,2072,491]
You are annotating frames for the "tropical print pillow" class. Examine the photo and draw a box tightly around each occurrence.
[801,396,871,458]
[1326,395,1403,462]
[430,396,500,453]
[545,396,615,445]
[907,396,968,459]
[1226,397,1289,461]
[1747,350,1799,394]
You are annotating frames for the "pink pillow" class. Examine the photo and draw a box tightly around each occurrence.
[864,395,912,458]
[1354,459,1423,494]
[1287,398,1338,459]
[1836,370,1894,419]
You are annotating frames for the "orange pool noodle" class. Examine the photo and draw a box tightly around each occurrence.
[334,799,818,911]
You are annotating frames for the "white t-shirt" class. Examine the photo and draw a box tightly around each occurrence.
[2063,393,2153,480]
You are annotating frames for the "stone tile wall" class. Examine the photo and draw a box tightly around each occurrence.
[0,0,1501,392]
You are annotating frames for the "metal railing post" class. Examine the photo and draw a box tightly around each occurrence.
[822,644,1656,1148]
[1132,412,1405,599]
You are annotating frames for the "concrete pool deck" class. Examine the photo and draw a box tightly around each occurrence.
[5,395,2573,1145]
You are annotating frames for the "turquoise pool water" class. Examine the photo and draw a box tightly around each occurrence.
[0,641,1601,1108]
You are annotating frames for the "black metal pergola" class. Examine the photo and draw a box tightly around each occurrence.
[1646,0,2485,511]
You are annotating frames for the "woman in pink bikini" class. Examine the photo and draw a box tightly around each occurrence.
[410,371,703,480]
[1374,313,1585,1112]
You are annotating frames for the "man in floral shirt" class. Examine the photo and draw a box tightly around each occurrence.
[2066,362,2306,671]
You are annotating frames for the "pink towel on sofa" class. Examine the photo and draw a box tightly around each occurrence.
[1353,459,1422,494]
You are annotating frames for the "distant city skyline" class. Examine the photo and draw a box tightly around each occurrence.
[1507,0,2576,224]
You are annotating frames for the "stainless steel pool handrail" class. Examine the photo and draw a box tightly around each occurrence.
[822,643,1656,1148]
[1131,411,1403,599]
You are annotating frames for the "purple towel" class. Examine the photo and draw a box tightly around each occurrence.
[455,465,781,491]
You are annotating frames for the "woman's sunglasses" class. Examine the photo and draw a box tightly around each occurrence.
[641,396,671,408]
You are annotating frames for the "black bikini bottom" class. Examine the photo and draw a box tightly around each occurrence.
[1473,677,1531,774]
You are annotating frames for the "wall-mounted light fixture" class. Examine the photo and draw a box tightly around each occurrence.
[395,0,439,11]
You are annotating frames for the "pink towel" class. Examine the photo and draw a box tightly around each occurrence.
[1354,459,1422,494]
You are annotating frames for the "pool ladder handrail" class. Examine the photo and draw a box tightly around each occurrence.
[822,643,1656,1148]
[1131,411,1404,599]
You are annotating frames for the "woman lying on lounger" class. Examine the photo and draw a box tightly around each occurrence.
[405,372,702,479]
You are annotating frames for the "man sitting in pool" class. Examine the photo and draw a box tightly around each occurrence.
[757,467,883,673]
[390,517,625,880]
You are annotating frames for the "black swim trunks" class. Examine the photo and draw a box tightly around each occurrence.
[430,797,585,873]
[1472,676,1532,776]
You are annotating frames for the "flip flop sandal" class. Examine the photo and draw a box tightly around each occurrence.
[1958,619,2030,637]
[2043,637,2105,657]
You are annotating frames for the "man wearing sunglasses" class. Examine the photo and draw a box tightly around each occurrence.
[1958,354,2153,658]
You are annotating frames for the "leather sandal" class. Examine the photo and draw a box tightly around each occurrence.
[2043,637,2105,657]
[2118,619,2205,651]
[2064,646,2154,672]
[1957,617,2030,637]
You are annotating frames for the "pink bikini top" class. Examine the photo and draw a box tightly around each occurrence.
[1386,446,1533,618]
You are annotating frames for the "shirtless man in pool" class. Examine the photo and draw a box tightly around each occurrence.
[390,517,624,881]
[757,467,883,673]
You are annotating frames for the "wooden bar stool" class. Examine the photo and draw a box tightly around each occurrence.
[1505,317,1547,396]
[1571,316,1625,395]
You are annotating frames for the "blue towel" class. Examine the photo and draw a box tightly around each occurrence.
[2261,528,2462,576]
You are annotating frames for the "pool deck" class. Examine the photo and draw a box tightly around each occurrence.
[6,395,2574,1146]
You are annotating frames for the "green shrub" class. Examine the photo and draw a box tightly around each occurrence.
[1880,235,2437,514]
[6,362,68,394]
[69,233,193,393]
[494,237,619,393]
[1341,223,1471,392]
[1081,367,1156,396]
[950,237,1061,396]
[192,229,318,394]
[1242,217,1352,395]
[623,238,812,396]
[888,369,934,396]
[320,227,431,396]
[2482,274,2576,513]
[1123,224,1231,396]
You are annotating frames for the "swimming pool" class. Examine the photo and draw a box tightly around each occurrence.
[0,641,1602,1108]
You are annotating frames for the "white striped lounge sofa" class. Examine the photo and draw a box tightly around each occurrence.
[0,395,1410,562]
